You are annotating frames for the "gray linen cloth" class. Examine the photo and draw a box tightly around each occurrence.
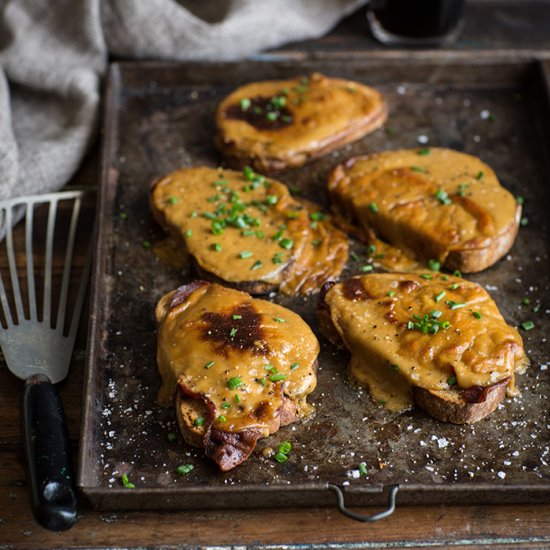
[0,0,366,200]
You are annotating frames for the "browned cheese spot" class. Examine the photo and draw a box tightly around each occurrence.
[342,277,373,301]
[200,302,269,356]
[224,97,293,131]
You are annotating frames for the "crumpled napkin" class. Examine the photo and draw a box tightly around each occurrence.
[0,0,366,200]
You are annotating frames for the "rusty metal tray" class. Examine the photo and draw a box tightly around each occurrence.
[78,56,550,511]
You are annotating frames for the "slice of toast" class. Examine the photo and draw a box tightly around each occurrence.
[328,148,521,273]
[151,165,348,296]
[215,72,387,172]
[318,273,527,424]
[156,281,319,471]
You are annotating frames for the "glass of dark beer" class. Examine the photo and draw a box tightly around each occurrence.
[367,0,465,47]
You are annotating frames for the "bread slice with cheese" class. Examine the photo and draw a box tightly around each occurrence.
[151,166,348,296]
[318,273,527,424]
[156,281,319,471]
[215,72,387,172]
[328,148,521,273]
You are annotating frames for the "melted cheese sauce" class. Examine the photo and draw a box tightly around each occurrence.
[157,283,319,432]
[329,148,519,266]
[151,166,348,295]
[216,72,386,160]
[324,273,527,412]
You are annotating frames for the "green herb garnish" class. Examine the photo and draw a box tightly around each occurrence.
[446,301,466,310]
[194,417,205,427]
[368,202,379,213]
[212,243,222,252]
[417,148,431,156]
[175,464,195,476]
[472,311,482,319]
[229,327,238,338]
[435,189,452,205]
[279,238,294,250]
[204,360,215,369]
[274,317,286,323]
[428,259,441,271]
[447,375,457,386]
[434,291,446,303]
[358,462,368,476]
[360,264,373,273]
[120,474,135,489]
[240,98,251,111]
[269,373,286,382]
[520,320,535,331]
[476,171,484,180]
[167,432,177,443]
[411,165,427,173]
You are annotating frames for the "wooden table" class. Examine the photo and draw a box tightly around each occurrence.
[2,3,550,547]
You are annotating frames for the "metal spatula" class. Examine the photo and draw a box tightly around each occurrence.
[0,190,94,531]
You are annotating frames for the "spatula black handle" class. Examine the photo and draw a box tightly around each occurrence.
[21,374,77,531]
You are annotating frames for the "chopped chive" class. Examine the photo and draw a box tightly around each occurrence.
[417,148,431,156]
[447,375,457,386]
[258,377,267,387]
[428,259,441,271]
[218,415,227,423]
[194,417,205,427]
[385,126,397,136]
[185,229,192,238]
[360,264,373,273]
[175,464,195,476]
[520,217,529,226]
[229,327,238,338]
[452,270,462,278]
[167,432,177,443]
[472,311,482,319]
[251,260,263,270]
[190,211,198,218]
[522,297,531,305]
[358,462,368,476]
[516,195,524,205]
[434,290,446,303]
[448,283,459,290]
[120,474,135,489]
[312,239,322,247]
[266,195,278,205]
[291,362,299,371]
[278,441,292,455]
[269,373,286,382]
[274,317,286,323]
[351,252,360,262]
[222,402,231,409]
[420,273,433,280]
[227,377,243,390]
[274,452,288,463]
[272,252,284,264]
[119,212,128,220]
[367,244,377,255]
[266,111,278,121]
[446,301,466,310]
[430,310,442,318]
[520,320,535,331]
[168,196,180,205]
[387,290,396,297]
[391,364,400,372]
[255,230,265,239]
[212,243,222,252]
[243,166,255,180]
[240,97,251,111]
[476,171,484,180]
[239,250,253,259]
[232,314,242,320]
[241,229,254,236]
[264,364,274,371]
[204,360,215,369]
[142,240,152,249]
[411,165,427,173]
[279,238,294,250]
[235,394,240,404]
[368,202,379,213]
[533,305,541,313]
[309,212,326,222]
[434,189,452,205]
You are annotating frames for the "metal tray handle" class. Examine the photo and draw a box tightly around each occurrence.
[328,483,399,522]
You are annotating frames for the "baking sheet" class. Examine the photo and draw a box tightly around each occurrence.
[78,57,550,510]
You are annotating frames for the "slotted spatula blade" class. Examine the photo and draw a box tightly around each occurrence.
[0,190,94,531]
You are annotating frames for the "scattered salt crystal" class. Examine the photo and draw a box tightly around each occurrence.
[497,471,506,479]
[425,465,434,472]
[417,134,429,144]
[504,460,512,466]
[463,99,471,107]
[473,135,481,143]
[540,364,548,371]
[480,109,491,119]
[397,85,407,95]
[343,481,350,486]
[347,469,361,479]
[437,438,449,449]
